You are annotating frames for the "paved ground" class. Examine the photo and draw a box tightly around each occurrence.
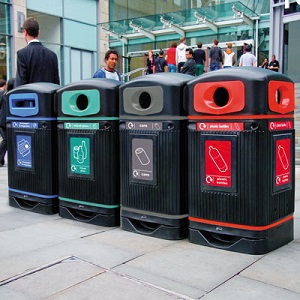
[0,163,299,300]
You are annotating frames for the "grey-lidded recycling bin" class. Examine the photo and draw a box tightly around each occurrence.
[55,78,121,226]
[186,67,295,254]
[7,83,61,214]
[119,73,193,240]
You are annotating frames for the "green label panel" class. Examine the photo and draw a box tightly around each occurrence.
[64,123,99,130]
[70,137,90,175]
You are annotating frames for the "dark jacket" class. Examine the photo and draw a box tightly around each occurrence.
[0,93,7,128]
[15,42,60,87]
[180,58,196,76]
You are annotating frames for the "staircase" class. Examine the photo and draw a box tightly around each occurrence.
[295,82,300,165]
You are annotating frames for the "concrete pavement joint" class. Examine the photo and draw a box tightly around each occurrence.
[0,255,74,286]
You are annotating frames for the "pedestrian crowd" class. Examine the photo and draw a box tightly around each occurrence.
[140,37,279,78]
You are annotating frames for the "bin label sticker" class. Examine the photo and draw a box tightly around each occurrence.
[275,138,291,186]
[64,123,99,130]
[12,122,38,129]
[126,121,162,131]
[70,137,90,175]
[132,138,153,181]
[269,121,293,131]
[16,135,32,168]
[205,140,231,187]
[197,122,244,131]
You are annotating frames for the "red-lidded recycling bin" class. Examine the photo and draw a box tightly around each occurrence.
[186,67,295,254]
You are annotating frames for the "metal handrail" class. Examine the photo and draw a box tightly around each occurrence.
[122,67,147,82]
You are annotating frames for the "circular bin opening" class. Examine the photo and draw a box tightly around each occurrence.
[213,87,229,107]
[139,92,151,109]
[76,94,89,110]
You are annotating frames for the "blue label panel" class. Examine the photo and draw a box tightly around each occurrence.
[12,122,38,129]
[16,135,32,168]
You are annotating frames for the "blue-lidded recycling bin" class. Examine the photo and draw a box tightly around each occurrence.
[7,83,60,214]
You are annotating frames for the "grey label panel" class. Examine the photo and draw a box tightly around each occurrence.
[126,121,162,130]
[132,138,153,181]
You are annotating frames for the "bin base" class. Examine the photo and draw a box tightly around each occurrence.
[9,191,58,215]
[121,207,188,240]
[59,201,120,227]
[189,218,294,255]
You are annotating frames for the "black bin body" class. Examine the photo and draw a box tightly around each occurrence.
[7,83,60,214]
[56,78,121,226]
[187,67,295,254]
[119,73,192,240]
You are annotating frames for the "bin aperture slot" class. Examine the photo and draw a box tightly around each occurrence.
[193,81,245,115]
[123,86,163,115]
[268,81,294,114]
[62,89,100,116]
[9,93,39,117]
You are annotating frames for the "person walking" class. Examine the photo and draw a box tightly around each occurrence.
[146,50,155,75]
[176,37,187,73]
[15,17,60,87]
[180,48,196,76]
[165,42,177,73]
[223,42,236,68]
[93,49,122,81]
[0,79,6,98]
[153,49,168,73]
[209,39,223,71]
[239,44,257,67]
[193,41,206,75]
[0,78,15,167]
[268,54,279,72]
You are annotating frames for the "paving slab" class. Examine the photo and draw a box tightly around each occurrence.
[114,240,261,299]
[47,270,187,300]
[240,241,300,294]
[201,275,300,300]
[0,257,105,299]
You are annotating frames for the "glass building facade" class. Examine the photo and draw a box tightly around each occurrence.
[102,0,273,78]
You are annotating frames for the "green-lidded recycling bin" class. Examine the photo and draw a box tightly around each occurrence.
[187,67,295,254]
[119,73,192,240]
[7,83,60,214]
[55,78,121,226]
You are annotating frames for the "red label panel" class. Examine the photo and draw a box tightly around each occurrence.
[269,121,293,131]
[275,139,291,186]
[205,140,231,187]
[197,122,244,131]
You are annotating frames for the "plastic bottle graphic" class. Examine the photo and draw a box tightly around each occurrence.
[209,146,228,172]
[135,147,150,165]
[278,145,289,170]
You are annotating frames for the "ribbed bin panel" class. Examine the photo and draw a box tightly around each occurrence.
[7,125,57,195]
[57,123,119,205]
[120,125,187,215]
[188,128,294,226]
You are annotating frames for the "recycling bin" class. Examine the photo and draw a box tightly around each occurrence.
[6,83,61,214]
[55,78,121,226]
[187,67,295,254]
[119,73,192,240]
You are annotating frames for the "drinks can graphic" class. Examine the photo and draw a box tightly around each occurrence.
[208,146,228,172]
[135,147,150,165]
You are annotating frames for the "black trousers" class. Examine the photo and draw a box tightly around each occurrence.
[0,127,7,165]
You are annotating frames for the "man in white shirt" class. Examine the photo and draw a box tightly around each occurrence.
[239,44,257,67]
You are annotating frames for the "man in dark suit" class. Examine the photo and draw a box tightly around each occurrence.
[15,17,60,87]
